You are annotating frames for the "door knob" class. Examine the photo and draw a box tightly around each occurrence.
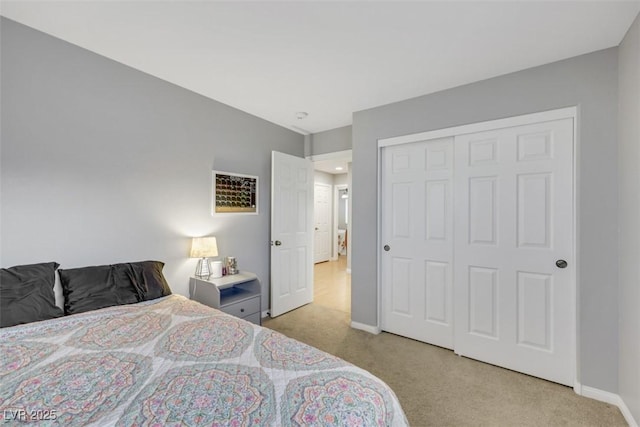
[384,245,390,252]
[275,240,282,246]
[556,259,568,269]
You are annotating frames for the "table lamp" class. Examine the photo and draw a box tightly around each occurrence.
[190,236,218,279]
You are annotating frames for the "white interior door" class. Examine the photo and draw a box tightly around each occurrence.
[314,183,332,263]
[381,137,455,349]
[453,118,574,386]
[270,151,314,317]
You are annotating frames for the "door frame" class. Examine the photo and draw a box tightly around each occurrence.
[377,106,579,389]
[333,184,348,260]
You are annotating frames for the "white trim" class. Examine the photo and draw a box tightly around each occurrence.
[377,106,578,387]
[578,385,620,405]
[572,107,581,388]
[376,137,384,334]
[378,106,577,148]
[307,149,353,162]
[351,321,381,334]
[577,386,638,427]
[619,399,639,427]
[573,380,582,396]
[346,268,351,274]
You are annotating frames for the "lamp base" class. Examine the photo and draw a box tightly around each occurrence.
[194,258,212,279]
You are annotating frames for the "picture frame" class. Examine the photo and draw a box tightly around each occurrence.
[212,170,259,215]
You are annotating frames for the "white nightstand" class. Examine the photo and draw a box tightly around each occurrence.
[189,271,261,325]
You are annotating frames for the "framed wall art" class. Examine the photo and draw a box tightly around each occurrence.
[212,170,259,215]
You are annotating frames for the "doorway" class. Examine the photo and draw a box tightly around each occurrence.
[310,150,352,262]
[335,184,349,260]
[310,150,352,313]
[313,255,351,313]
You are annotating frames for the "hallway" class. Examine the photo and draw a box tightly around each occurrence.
[313,256,350,314]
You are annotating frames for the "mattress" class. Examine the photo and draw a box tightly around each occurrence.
[0,295,407,426]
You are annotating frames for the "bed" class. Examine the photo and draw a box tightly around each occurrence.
[0,264,408,426]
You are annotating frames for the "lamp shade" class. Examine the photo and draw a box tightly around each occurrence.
[190,237,218,258]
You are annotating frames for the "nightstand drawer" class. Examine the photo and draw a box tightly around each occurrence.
[242,312,261,325]
[221,296,260,318]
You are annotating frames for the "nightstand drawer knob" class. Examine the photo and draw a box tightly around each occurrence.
[240,308,245,313]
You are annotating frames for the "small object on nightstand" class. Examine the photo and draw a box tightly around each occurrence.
[189,271,261,325]
[225,256,238,275]
[211,261,223,278]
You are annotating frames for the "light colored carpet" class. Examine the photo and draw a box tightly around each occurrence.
[263,303,626,426]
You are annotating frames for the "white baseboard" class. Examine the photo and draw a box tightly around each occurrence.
[619,400,639,427]
[580,385,621,405]
[350,321,381,334]
[346,268,351,274]
[578,385,638,427]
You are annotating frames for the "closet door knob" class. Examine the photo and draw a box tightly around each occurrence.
[384,245,391,252]
[275,240,282,246]
[556,259,568,268]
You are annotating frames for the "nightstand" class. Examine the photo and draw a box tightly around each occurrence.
[189,271,261,325]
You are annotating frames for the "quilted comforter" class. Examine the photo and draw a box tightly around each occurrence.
[0,295,407,426]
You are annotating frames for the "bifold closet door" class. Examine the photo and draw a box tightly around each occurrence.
[381,137,454,349]
[453,118,574,386]
[381,117,575,386]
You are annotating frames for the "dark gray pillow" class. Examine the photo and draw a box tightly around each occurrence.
[129,260,172,300]
[59,265,120,315]
[59,261,171,315]
[0,262,63,327]
[59,263,145,315]
[112,263,146,304]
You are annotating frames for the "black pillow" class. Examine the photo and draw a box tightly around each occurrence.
[59,265,120,315]
[129,260,172,300]
[59,261,171,314]
[112,263,146,304]
[59,263,146,315]
[0,262,64,327]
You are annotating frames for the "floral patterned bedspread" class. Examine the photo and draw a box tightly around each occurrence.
[0,295,407,426]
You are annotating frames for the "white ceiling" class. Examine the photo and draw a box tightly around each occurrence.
[2,1,639,135]
[313,157,351,175]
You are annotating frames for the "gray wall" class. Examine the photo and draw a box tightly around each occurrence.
[0,18,305,313]
[309,125,352,156]
[618,13,640,422]
[352,48,619,392]
[313,170,334,186]
[334,173,348,186]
